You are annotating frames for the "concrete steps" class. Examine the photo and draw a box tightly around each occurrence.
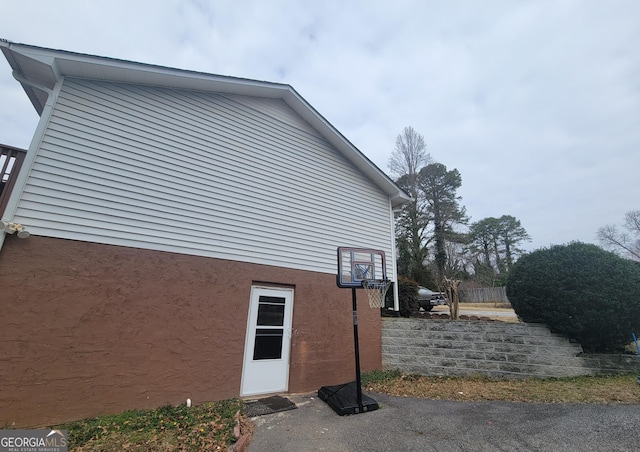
[382,318,640,378]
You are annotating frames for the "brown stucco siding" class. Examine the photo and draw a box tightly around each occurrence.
[0,235,381,427]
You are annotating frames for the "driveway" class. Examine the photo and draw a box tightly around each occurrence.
[248,391,639,451]
[431,304,518,319]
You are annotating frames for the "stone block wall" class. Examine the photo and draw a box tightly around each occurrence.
[382,318,640,378]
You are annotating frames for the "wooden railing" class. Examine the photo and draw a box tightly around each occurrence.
[0,144,27,217]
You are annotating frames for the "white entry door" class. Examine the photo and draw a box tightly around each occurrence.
[241,286,294,396]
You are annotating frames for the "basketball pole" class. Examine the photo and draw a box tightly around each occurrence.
[351,287,364,412]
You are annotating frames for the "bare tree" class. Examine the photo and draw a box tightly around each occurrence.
[597,210,640,261]
[443,277,461,320]
[388,126,431,186]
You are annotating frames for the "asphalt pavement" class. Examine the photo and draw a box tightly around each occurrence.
[248,391,640,451]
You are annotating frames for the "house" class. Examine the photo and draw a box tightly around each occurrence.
[0,40,409,427]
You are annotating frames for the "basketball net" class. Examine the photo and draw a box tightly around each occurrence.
[362,279,392,308]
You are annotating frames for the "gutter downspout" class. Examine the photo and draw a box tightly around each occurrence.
[390,200,400,313]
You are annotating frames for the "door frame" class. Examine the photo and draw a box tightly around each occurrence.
[240,285,294,397]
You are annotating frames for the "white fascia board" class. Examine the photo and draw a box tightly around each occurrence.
[1,40,289,102]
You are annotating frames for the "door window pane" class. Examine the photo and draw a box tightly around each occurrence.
[253,328,283,360]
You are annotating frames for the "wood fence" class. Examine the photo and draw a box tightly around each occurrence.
[459,287,509,303]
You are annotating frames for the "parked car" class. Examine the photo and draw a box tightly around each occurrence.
[417,286,447,311]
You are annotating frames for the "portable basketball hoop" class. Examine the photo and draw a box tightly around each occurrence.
[318,247,390,416]
[362,279,392,309]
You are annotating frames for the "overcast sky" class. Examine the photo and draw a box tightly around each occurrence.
[1,0,638,252]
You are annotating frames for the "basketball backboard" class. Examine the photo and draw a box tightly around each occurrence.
[337,247,387,288]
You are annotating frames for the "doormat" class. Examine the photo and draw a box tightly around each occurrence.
[245,395,297,417]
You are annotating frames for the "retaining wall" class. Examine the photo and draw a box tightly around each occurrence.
[382,318,640,378]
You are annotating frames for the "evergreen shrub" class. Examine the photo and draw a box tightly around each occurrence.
[506,242,640,352]
[385,276,420,317]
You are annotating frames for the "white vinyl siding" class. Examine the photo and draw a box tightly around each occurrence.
[13,79,395,276]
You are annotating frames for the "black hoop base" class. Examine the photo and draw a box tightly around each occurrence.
[318,381,379,416]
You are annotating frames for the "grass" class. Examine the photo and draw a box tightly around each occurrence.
[55,399,246,451]
[362,369,640,404]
